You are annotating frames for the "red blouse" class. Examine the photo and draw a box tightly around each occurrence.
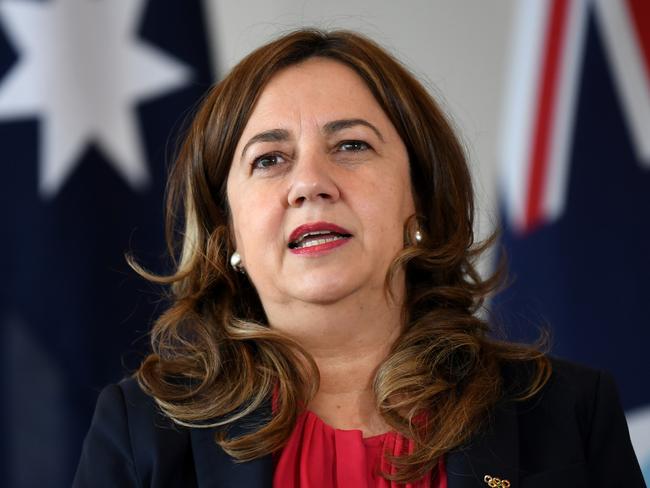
[273,410,447,488]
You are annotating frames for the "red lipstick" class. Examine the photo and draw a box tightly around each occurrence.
[288,221,352,256]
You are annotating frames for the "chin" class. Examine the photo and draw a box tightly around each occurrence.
[297,271,391,305]
[292,286,355,305]
[289,276,364,305]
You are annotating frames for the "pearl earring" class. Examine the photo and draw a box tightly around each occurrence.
[230,251,244,272]
[414,229,423,243]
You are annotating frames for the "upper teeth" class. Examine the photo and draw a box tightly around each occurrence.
[296,235,344,248]
[298,230,332,241]
[290,230,349,249]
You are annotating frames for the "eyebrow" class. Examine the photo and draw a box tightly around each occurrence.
[240,118,385,159]
[241,128,290,159]
[323,118,385,142]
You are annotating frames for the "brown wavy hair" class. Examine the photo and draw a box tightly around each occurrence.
[133,29,550,483]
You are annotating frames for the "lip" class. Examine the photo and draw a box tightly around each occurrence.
[288,221,353,256]
[288,221,352,244]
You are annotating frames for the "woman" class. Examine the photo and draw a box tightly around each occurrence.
[74,29,644,487]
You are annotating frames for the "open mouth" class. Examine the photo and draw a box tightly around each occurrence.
[288,230,352,250]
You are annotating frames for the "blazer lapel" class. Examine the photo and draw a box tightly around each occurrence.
[190,402,274,488]
[446,402,519,488]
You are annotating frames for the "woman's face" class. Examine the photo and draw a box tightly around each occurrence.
[226,58,415,309]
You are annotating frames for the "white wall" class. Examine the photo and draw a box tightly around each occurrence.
[203,0,517,256]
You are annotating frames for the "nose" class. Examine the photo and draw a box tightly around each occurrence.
[287,154,340,207]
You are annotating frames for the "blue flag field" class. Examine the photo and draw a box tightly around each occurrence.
[0,1,213,485]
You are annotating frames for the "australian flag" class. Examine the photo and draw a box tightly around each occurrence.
[497,0,650,480]
[0,1,213,486]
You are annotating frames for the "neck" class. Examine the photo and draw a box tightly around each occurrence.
[264,284,405,436]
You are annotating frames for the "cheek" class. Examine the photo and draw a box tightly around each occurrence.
[372,181,415,261]
[356,186,410,251]
[227,183,255,254]
[365,171,414,224]
[230,193,284,265]
[402,184,416,218]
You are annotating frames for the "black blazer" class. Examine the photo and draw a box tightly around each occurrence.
[73,359,645,487]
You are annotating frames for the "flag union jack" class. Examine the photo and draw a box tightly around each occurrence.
[498,0,650,480]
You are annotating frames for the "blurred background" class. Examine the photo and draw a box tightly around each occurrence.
[0,0,648,485]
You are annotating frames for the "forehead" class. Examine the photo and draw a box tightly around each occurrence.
[240,57,390,134]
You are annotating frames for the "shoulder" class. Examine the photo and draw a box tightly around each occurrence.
[544,356,607,395]
[510,357,617,427]
[73,377,197,488]
[114,376,183,438]
[502,355,613,408]
[116,377,193,462]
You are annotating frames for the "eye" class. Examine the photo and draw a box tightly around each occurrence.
[338,140,371,152]
[252,153,285,171]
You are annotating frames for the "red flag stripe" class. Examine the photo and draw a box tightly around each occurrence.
[526,0,570,231]
[626,0,650,87]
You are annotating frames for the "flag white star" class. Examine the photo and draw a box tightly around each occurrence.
[0,0,193,198]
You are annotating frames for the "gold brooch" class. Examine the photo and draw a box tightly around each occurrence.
[484,475,511,487]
